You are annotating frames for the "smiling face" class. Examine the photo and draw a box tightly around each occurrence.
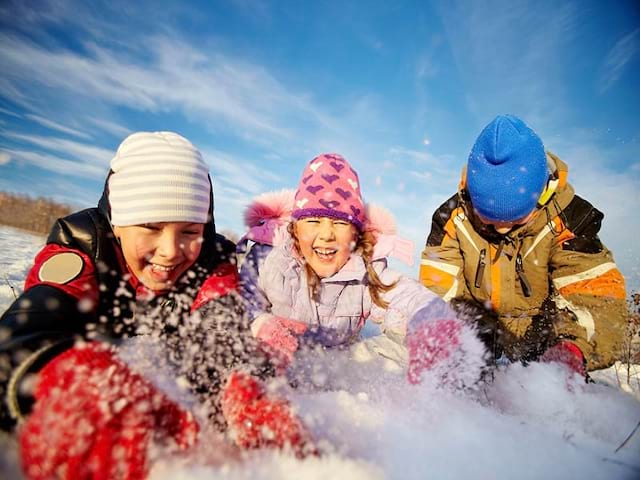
[113,222,205,292]
[294,216,357,278]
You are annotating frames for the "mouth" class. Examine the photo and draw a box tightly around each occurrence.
[313,247,337,260]
[145,262,180,286]
[149,263,177,272]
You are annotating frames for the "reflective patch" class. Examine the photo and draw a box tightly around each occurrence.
[38,252,84,284]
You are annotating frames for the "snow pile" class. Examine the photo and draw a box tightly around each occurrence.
[147,348,640,480]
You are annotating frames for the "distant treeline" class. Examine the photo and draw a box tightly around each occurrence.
[0,191,73,235]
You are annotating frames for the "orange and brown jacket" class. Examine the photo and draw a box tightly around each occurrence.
[420,152,627,371]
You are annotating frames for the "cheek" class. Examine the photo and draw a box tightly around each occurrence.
[120,237,150,265]
[184,238,203,260]
[295,231,315,253]
[134,239,155,261]
[337,231,357,252]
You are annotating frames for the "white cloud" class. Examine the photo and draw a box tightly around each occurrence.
[598,28,639,93]
[201,148,285,198]
[4,148,105,178]
[24,114,92,139]
[434,0,578,128]
[0,151,10,165]
[0,106,21,118]
[86,117,131,139]
[0,32,336,144]
[4,132,112,167]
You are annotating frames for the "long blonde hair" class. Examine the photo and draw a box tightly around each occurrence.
[288,222,398,309]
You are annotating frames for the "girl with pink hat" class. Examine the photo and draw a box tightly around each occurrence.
[238,153,486,387]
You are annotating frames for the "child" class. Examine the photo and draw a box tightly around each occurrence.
[238,153,486,386]
[1,132,314,479]
[420,115,627,376]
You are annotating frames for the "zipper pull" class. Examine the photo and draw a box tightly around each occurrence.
[516,254,532,297]
[475,249,486,288]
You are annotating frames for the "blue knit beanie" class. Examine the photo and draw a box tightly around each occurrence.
[466,115,548,222]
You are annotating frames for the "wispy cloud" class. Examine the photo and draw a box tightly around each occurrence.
[0,107,21,118]
[434,0,578,128]
[24,114,92,139]
[598,28,639,93]
[201,147,285,198]
[0,32,336,145]
[4,132,112,166]
[4,148,105,178]
[0,151,10,165]
[86,117,131,139]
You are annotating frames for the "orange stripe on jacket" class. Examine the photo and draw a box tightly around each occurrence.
[558,268,626,300]
[489,244,501,310]
[420,264,456,291]
[442,207,464,243]
[551,216,576,245]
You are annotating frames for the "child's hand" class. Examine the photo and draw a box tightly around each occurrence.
[407,317,462,385]
[20,342,198,480]
[406,304,486,388]
[540,341,586,378]
[253,315,308,367]
[221,371,318,458]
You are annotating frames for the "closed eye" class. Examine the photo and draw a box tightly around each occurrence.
[141,224,161,231]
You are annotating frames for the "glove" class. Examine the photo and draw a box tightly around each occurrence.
[540,341,586,378]
[221,371,317,458]
[20,342,199,480]
[406,317,462,385]
[252,315,308,367]
[406,303,486,388]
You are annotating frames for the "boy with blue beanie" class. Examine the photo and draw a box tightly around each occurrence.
[420,114,627,376]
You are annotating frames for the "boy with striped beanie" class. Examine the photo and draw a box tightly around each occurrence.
[3,131,317,479]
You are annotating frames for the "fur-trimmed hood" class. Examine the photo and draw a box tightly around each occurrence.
[238,189,414,265]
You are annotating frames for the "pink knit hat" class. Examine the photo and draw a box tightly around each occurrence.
[292,153,366,231]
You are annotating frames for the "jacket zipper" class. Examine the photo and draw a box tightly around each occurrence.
[475,248,486,288]
[515,254,532,297]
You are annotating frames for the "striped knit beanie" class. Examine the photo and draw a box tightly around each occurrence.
[292,153,366,231]
[108,132,212,226]
[466,115,548,222]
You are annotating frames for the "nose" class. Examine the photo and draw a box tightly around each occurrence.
[318,218,336,240]
[157,231,182,259]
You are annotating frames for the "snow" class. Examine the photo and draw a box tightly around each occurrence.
[1,224,640,480]
[0,226,44,311]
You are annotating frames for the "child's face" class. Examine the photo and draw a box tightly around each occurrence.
[294,217,357,278]
[475,209,536,234]
[113,222,205,292]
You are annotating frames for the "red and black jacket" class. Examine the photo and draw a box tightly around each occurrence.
[0,181,273,431]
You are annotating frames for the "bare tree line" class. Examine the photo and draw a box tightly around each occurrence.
[0,191,72,235]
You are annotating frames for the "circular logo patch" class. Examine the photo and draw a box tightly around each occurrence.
[38,252,84,284]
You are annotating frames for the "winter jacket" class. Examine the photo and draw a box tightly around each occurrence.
[420,152,627,370]
[238,190,443,348]
[0,178,273,432]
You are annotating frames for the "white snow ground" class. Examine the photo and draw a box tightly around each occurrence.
[1,224,639,480]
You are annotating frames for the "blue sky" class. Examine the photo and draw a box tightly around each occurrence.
[1,0,639,290]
